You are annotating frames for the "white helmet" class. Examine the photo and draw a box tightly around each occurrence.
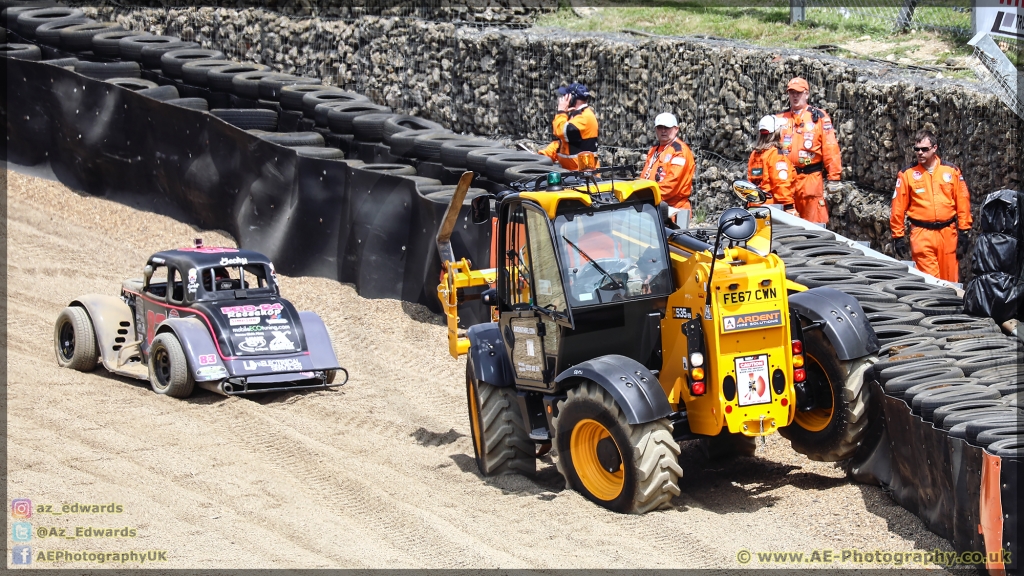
[758,115,786,133]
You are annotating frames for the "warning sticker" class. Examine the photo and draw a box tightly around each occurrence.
[736,355,772,406]
[722,310,782,332]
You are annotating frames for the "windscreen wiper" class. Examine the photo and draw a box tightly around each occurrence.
[562,235,624,290]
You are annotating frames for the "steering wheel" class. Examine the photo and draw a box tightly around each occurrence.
[572,258,632,297]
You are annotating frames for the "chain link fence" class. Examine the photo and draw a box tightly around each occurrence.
[802,1,973,37]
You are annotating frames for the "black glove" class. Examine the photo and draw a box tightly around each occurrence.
[893,236,910,260]
[956,229,970,260]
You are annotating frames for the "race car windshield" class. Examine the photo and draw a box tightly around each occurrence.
[203,264,276,295]
[555,203,671,307]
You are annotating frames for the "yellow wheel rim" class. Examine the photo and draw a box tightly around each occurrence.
[467,380,483,458]
[570,418,624,501]
[794,354,834,432]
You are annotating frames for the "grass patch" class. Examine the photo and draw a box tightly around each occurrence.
[536,4,976,63]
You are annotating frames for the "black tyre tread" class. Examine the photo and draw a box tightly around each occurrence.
[883,365,965,396]
[859,270,921,284]
[119,34,180,62]
[140,40,198,69]
[987,437,1024,458]
[954,353,1023,376]
[773,229,837,245]
[292,146,345,159]
[279,83,333,111]
[231,70,281,100]
[74,60,141,80]
[308,93,370,123]
[779,331,875,462]
[60,21,123,52]
[904,379,980,404]
[932,400,1005,429]
[553,381,682,513]
[798,246,862,259]
[16,7,84,36]
[356,163,417,176]
[382,114,445,142]
[325,102,392,134]
[867,311,925,327]
[965,416,1023,444]
[159,48,224,78]
[873,324,930,346]
[785,266,841,283]
[920,314,996,329]
[946,339,1021,360]
[258,74,320,101]
[484,152,553,181]
[942,408,1016,431]
[210,108,278,131]
[879,336,937,357]
[505,164,568,184]
[835,257,910,274]
[91,30,140,58]
[207,63,271,93]
[919,388,1001,420]
[976,426,1024,447]
[389,128,450,157]
[877,357,954,383]
[909,297,964,316]
[166,97,208,111]
[352,112,395,142]
[105,77,159,91]
[53,306,98,371]
[136,84,179,101]
[180,59,238,87]
[250,130,324,147]
[1,42,40,60]
[795,272,869,289]
[859,301,911,313]
[438,139,504,168]
[972,363,1024,384]
[879,280,958,299]
[467,358,534,476]
[148,333,195,398]
[34,17,93,46]
[414,132,470,161]
[785,240,846,253]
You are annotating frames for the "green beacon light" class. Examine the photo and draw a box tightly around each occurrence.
[547,171,563,191]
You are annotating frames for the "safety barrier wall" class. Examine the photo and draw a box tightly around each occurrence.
[3,56,491,323]
[96,7,1022,259]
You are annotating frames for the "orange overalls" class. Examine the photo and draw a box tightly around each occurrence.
[746,146,795,208]
[640,137,695,210]
[540,105,599,170]
[889,157,972,282]
[777,106,841,224]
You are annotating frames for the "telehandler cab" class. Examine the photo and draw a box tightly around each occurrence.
[436,167,879,514]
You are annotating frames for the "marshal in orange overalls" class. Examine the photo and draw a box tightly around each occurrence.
[747,147,795,209]
[776,106,841,224]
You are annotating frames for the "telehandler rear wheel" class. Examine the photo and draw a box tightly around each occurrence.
[780,330,875,461]
[553,381,682,514]
[466,358,535,476]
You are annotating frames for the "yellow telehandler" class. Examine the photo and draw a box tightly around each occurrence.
[436,166,879,514]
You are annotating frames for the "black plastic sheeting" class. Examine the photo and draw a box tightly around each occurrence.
[852,382,1020,575]
[3,55,491,324]
[965,189,1024,323]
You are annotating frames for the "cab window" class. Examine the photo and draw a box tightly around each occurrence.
[525,209,568,316]
[500,204,531,308]
[168,267,185,304]
[202,264,276,296]
[555,203,671,306]
[144,265,168,298]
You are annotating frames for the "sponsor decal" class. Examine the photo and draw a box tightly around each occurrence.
[672,307,692,320]
[670,156,686,167]
[167,309,179,318]
[269,330,296,352]
[198,354,217,365]
[778,169,788,180]
[912,170,922,180]
[803,139,812,149]
[804,122,814,131]
[722,310,783,332]
[220,303,283,318]
[241,358,303,372]
[512,325,536,335]
[187,268,198,293]
[151,257,165,264]
[196,366,228,379]
[783,136,791,144]
[238,336,268,353]
[943,172,952,183]
[751,168,763,176]
[823,121,832,130]
[775,161,788,170]
[914,188,926,194]
[229,317,261,326]
[219,256,248,266]
[267,319,289,325]
[516,362,541,373]
[233,325,264,333]
[179,247,238,254]
[525,339,535,357]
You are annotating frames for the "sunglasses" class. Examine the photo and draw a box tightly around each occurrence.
[913,145,934,152]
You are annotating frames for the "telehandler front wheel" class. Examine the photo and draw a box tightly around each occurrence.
[780,329,876,461]
[466,358,535,476]
[553,381,682,514]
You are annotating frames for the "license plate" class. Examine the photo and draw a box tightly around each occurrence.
[735,355,771,406]
[721,286,779,305]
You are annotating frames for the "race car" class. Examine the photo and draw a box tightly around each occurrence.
[53,242,346,397]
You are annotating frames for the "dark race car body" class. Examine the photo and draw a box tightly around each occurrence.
[55,245,345,397]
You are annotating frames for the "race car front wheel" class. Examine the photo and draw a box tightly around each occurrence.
[148,333,195,398]
[54,306,98,372]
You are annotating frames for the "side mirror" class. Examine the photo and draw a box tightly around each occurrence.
[732,180,767,205]
[470,195,491,225]
[143,264,154,286]
[718,207,757,242]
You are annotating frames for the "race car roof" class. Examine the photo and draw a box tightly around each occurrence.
[148,247,273,270]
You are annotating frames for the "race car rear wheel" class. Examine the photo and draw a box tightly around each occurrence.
[148,333,195,398]
[54,306,98,371]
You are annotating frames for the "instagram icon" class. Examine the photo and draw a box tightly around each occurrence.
[11,499,32,519]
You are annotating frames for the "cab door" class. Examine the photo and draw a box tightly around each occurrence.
[497,202,572,389]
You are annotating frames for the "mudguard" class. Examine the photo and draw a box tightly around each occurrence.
[466,323,515,388]
[554,354,671,425]
[156,318,229,382]
[789,287,880,360]
[69,295,134,370]
[297,311,342,371]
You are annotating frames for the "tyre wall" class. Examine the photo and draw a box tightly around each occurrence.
[3,55,491,323]
[97,7,1022,261]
